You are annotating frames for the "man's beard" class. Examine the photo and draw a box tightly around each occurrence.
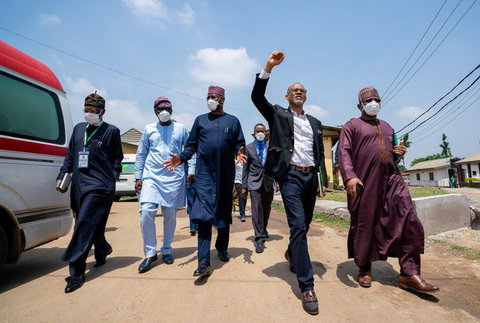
[293,98,304,106]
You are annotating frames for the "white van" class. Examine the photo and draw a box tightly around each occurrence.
[0,41,73,265]
[114,153,137,200]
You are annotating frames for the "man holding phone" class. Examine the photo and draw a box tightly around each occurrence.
[338,86,439,294]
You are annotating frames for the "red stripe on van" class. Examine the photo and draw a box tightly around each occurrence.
[0,137,67,156]
[0,41,64,92]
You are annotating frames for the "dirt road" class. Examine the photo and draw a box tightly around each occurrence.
[1,200,479,322]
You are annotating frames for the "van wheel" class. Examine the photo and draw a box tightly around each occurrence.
[0,226,7,266]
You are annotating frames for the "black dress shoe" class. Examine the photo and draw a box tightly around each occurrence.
[94,245,113,267]
[64,275,85,293]
[218,250,230,262]
[162,254,174,265]
[255,241,265,253]
[193,265,211,277]
[138,254,158,273]
[284,250,295,273]
[302,290,319,315]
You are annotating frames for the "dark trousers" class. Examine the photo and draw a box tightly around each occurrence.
[250,187,274,242]
[279,169,317,292]
[186,185,197,231]
[197,220,230,265]
[234,183,246,217]
[62,190,114,276]
[359,253,421,276]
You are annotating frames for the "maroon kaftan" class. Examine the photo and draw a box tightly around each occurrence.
[339,117,424,268]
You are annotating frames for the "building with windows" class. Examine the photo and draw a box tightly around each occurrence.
[456,152,480,187]
[407,158,457,187]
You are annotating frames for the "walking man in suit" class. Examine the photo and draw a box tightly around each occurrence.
[242,123,274,253]
[251,50,328,315]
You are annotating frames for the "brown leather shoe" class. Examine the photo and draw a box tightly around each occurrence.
[301,290,319,315]
[358,271,372,288]
[399,274,439,294]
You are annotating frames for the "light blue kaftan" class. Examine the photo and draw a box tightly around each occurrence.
[135,122,191,207]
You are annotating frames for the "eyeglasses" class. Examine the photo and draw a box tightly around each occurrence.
[364,98,381,103]
[290,88,306,94]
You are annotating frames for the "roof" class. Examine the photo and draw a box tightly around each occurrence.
[456,152,480,164]
[408,157,452,171]
[0,40,64,92]
[121,128,143,145]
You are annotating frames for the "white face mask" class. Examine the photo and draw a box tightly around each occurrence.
[255,132,265,141]
[157,110,171,123]
[84,112,101,125]
[363,101,381,116]
[207,99,219,111]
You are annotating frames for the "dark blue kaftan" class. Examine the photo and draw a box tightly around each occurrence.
[179,112,245,228]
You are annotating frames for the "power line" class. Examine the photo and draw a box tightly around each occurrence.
[398,73,480,137]
[409,81,480,139]
[0,26,252,114]
[412,92,480,143]
[395,63,480,135]
[382,0,447,99]
[383,0,478,106]
[382,0,463,102]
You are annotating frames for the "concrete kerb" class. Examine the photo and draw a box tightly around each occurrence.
[272,193,471,234]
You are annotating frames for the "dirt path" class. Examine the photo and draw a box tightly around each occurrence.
[1,200,479,322]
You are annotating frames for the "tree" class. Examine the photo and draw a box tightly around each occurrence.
[439,133,452,157]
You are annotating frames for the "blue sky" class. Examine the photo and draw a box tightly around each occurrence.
[1,0,479,166]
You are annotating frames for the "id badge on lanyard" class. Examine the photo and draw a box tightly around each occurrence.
[80,121,102,169]
[78,150,90,168]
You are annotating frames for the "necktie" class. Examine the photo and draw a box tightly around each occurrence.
[258,142,264,164]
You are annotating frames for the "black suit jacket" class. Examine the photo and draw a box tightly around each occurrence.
[251,74,328,186]
[242,141,275,191]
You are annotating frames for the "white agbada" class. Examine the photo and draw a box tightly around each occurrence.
[135,121,190,207]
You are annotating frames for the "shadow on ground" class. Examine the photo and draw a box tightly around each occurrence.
[262,260,327,299]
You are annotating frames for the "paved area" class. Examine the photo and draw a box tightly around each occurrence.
[1,199,480,322]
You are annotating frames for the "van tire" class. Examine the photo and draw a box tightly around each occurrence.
[0,225,7,266]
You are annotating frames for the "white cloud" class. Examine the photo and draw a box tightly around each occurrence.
[122,0,168,19]
[189,47,258,87]
[106,99,154,132]
[38,14,61,26]
[63,76,107,97]
[305,104,329,119]
[395,106,425,119]
[176,4,195,26]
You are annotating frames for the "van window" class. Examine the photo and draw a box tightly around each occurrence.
[0,71,65,144]
[121,162,136,175]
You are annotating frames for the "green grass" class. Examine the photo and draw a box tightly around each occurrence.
[428,238,480,260]
[408,186,448,198]
[319,186,449,203]
[271,202,350,230]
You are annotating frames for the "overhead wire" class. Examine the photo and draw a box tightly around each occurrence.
[397,73,480,137]
[382,0,447,99]
[383,0,478,106]
[411,92,480,143]
[409,81,480,139]
[0,26,252,114]
[382,0,463,102]
[395,63,480,135]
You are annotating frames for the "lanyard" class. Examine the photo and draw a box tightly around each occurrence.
[83,121,103,148]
